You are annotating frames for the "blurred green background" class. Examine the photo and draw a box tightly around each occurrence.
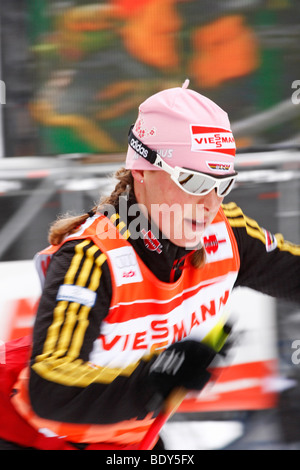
[1,0,300,157]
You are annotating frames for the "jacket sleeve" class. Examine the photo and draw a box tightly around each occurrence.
[29,239,155,426]
[223,202,300,303]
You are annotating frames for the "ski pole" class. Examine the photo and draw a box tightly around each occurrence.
[138,323,234,450]
[138,387,187,450]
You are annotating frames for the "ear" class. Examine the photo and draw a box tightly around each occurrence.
[131,169,145,183]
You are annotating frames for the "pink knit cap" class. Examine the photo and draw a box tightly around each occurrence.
[126,80,236,176]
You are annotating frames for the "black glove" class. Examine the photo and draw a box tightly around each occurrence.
[146,340,216,410]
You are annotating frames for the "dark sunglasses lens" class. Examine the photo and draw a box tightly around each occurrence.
[218,178,235,196]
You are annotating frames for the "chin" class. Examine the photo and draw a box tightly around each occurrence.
[171,235,202,249]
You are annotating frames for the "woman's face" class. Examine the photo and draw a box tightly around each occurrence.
[132,169,224,248]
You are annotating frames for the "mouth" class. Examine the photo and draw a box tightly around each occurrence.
[184,218,206,231]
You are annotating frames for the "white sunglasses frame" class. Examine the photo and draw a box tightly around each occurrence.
[152,153,238,197]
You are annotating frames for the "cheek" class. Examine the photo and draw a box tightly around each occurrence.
[149,197,184,231]
[210,195,224,218]
[150,177,182,207]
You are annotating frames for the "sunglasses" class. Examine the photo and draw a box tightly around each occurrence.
[128,126,238,197]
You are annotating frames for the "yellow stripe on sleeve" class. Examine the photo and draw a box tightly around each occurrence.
[64,239,91,285]
[224,203,267,244]
[32,243,126,386]
[276,234,300,256]
[223,203,300,254]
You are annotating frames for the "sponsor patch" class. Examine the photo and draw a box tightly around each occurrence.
[263,229,278,252]
[141,228,162,254]
[202,222,233,262]
[57,284,97,307]
[203,234,226,255]
[190,125,236,157]
[108,246,143,286]
[207,161,232,172]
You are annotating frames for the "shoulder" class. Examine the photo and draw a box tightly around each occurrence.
[45,238,110,285]
[222,202,267,245]
[54,238,107,263]
[222,202,300,257]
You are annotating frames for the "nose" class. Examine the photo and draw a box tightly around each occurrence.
[196,189,223,211]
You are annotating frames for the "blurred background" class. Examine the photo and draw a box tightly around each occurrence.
[0,0,299,449]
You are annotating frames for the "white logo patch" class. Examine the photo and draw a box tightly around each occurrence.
[108,246,143,286]
[57,284,97,307]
